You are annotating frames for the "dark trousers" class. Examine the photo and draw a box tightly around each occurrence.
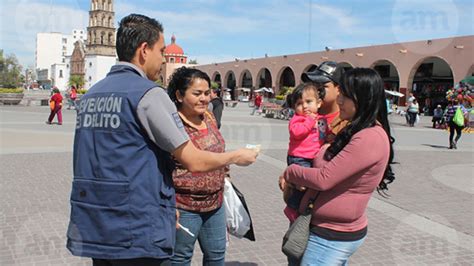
[48,106,62,124]
[448,121,463,146]
[93,258,171,266]
[408,112,417,126]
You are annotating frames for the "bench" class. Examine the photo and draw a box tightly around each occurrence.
[263,107,283,118]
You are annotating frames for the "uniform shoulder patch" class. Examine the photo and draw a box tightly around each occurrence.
[172,112,184,128]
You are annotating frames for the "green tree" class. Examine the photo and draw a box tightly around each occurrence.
[211,81,220,90]
[69,75,85,89]
[0,50,23,88]
[188,59,198,65]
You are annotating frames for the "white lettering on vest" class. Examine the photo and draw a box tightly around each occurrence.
[77,95,124,130]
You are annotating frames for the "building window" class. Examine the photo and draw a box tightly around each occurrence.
[59,70,63,78]
[181,58,184,63]
[170,58,175,63]
[62,58,65,62]
[89,76,92,81]
[89,62,92,67]
[62,38,67,44]
[67,64,69,68]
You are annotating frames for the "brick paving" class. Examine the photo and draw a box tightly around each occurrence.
[0,104,473,265]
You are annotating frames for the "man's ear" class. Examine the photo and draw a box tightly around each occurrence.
[137,42,149,60]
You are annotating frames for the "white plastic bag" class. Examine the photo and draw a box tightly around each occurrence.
[223,178,251,238]
[415,114,420,124]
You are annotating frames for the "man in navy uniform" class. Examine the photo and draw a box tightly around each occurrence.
[67,14,257,266]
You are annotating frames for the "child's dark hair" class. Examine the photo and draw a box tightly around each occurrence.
[286,82,322,109]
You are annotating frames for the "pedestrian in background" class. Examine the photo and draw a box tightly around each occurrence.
[445,100,468,149]
[67,85,78,109]
[251,92,262,115]
[407,98,419,127]
[432,104,444,128]
[46,87,63,125]
[208,88,224,129]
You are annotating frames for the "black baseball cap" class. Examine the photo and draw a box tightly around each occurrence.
[301,61,346,85]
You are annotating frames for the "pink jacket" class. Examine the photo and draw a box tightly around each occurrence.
[284,125,390,232]
[288,114,322,159]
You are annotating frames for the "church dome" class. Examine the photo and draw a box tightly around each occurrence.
[164,35,184,55]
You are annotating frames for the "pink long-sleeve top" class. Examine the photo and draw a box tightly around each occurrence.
[284,125,390,232]
[288,114,323,159]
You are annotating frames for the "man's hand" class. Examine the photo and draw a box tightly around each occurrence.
[233,148,258,166]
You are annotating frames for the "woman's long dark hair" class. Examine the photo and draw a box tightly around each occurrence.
[324,68,395,194]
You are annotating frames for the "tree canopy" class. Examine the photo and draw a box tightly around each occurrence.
[69,75,85,89]
[0,50,23,88]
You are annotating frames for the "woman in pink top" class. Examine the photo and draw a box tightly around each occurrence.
[284,82,323,223]
[279,68,396,265]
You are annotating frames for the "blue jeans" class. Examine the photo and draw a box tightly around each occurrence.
[300,234,366,265]
[286,155,312,209]
[171,206,226,266]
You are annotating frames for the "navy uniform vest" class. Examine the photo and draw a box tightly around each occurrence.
[67,65,176,259]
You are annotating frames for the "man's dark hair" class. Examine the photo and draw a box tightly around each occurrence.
[116,14,164,62]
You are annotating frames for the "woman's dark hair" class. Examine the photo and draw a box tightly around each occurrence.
[286,82,322,109]
[116,14,164,62]
[167,67,211,108]
[52,88,60,94]
[324,68,395,194]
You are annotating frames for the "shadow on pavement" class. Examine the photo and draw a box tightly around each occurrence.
[226,262,258,266]
[421,144,448,149]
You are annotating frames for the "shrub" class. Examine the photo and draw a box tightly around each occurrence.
[77,89,87,95]
[275,95,285,100]
[0,88,23,93]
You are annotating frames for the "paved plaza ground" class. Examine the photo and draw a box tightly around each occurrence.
[1,102,473,265]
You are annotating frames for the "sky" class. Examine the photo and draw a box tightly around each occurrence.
[1,0,473,69]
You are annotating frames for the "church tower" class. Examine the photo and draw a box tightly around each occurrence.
[84,0,117,89]
[86,0,116,56]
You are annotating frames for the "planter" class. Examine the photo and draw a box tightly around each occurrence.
[0,93,24,105]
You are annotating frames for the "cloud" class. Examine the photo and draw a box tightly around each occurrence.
[115,2,262,41]
[312,3,358,29]
[188,54,236,65]
[0,0,88,67]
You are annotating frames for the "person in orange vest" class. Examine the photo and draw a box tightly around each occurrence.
[46,87,63,125]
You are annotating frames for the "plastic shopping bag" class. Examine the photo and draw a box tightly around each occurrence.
[223,178,255,241]
[453,107,464,127]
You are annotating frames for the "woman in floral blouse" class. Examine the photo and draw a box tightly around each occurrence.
[167,67,227,265]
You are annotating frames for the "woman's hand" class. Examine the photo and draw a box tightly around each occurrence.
[233,148,259,166]
[176,210,180,229]
[280,173,306,192]
[278,174,286,191]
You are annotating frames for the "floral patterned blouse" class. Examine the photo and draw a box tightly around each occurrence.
[172,112,226,212]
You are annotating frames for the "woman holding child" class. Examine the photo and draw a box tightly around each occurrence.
[279,68,396,265]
